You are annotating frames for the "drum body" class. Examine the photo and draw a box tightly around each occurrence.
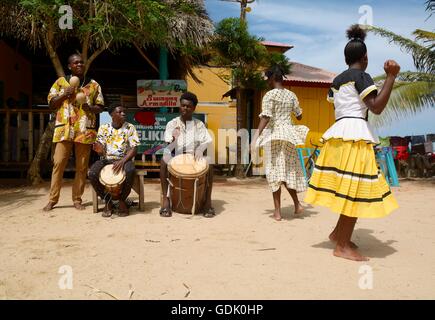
[99,164,126,199]
[167,154,209,214]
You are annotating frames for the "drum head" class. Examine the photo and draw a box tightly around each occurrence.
[168,154,209,177]
[99,164,126,186]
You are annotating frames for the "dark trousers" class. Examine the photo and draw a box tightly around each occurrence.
[89,159,135,202]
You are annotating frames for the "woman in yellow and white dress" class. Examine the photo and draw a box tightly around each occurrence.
[304,25,400,261]
[252,67,309,221]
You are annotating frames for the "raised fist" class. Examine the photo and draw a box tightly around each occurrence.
[384,60,401,77]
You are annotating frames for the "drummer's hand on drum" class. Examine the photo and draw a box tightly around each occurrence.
[112,159,125,174]
[194,149,204,161]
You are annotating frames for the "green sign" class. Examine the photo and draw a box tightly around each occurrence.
[126,111,206,155]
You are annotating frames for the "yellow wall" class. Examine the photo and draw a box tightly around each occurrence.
[288,85,335,147]
[187,66,237,161]
[187,66,232,103]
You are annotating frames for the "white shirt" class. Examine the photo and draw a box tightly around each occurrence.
[164,116,212,154]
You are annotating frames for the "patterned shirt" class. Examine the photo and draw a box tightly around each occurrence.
[48,76,104,144]
[96,122,140,160]
[164,116,212,154]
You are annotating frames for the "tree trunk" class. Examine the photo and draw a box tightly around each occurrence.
[27,118,55,185]
[27,24,63,185]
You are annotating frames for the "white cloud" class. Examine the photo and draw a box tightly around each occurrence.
[243,0,431,74]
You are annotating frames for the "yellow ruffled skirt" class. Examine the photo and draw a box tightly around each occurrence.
[304,138,398,218]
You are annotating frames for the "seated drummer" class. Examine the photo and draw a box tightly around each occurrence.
[160,91,215,218]
[89,105,140,217]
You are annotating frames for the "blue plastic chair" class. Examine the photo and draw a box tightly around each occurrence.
[376,147,399,187]
[296,147,320,183]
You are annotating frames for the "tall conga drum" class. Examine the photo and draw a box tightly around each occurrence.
[99,164,126,200]
[167,154,209,215]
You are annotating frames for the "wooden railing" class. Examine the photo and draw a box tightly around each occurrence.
[0,109,52,166]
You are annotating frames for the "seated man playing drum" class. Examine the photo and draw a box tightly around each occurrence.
[160,91,215,218]
[89,105,140,217]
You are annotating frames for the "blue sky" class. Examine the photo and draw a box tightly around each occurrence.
[204,0,435,137]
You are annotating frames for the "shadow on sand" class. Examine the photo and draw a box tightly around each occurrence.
[312,228,398,259]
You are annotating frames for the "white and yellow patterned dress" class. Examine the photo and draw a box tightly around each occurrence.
[257,88,309,193]
[304,68,398,218]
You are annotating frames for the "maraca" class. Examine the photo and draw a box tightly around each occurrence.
[75,92,86,105]
[69,76,80,87]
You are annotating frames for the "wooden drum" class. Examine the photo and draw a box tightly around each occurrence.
[99,164,126,199]
[167,154,209,215]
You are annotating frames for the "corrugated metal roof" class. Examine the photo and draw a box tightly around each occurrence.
[285,62,336,84]
[261,40,294,50]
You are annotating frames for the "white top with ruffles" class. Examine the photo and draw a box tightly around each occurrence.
[322,68,379,144]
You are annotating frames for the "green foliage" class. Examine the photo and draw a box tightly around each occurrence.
[368,26,434,74]
[0,0,212,55]
[369,80,435,128]
[266,52,292,77]
[212,17,290,89]
[368,8,435,128]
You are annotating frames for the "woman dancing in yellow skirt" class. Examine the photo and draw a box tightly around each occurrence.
[304,25,400,261]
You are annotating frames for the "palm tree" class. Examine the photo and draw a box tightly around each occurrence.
[367,1,435,128]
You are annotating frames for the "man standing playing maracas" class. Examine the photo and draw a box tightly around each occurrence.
[43,53,104,212]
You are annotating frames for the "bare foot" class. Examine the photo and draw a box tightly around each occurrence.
[73,202,86,211]
[329,233,359,249]
[294,203,304,215]
[43,202,56,212]
[333,245,369,261]
[273,211,282,221]
[118,200,129,217]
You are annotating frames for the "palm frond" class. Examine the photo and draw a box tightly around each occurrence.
[368,26,435,74]
[374,71,435,83]
[369,81,435,128]
[426,0,435,17]
[413,29,435,49]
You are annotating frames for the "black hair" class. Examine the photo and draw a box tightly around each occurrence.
[265,65,285,82]
[180,91,198,107]
[68,53,82,64]
[344,24,368,65]
[107,104,122,115]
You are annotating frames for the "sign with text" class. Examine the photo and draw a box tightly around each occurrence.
[137,80,187,108]
[127,111,205,155]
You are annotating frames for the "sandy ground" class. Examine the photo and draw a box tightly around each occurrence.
[0,176,434,300]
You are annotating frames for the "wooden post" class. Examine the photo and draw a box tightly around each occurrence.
[4,111,10,162]
[159,47,169,80]
[17,112,21,161]
[28,111,33,162]
[39,113,44,139]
